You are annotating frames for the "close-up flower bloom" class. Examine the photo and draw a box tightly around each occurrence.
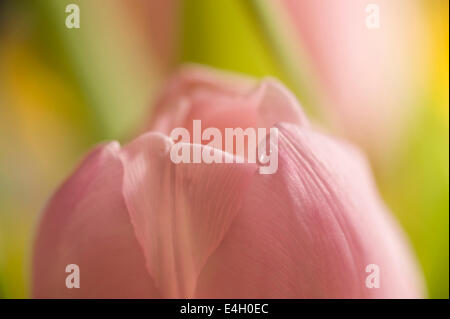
[32,67,424,298]
[0,0,447,303]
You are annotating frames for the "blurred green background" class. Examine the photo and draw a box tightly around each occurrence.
[0,0,448,298]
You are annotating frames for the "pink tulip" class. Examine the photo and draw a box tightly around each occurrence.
[280,0,429,159]
[125,0,179,71]
[32,66,423,298]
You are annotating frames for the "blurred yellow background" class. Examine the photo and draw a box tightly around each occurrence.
[0,0,448,298]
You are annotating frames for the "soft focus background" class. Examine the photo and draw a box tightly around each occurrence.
[0,0,448,298]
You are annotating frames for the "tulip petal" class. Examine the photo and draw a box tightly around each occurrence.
[254,79,309,129]
[149,65,307,139]
[280,0,428,156]
[194,123,423,298]
[32,142,160,298]
[120,132,257,298]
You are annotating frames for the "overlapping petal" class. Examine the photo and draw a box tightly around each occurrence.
[119,132,256,298]
[32,142,160,298]
[194,123,423,298]
[149,65,308,141]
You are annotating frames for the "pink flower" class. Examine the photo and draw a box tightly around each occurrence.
[32,66,423,298]
[280,0,428,158]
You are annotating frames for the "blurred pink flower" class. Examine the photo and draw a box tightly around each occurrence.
[125,0,179,71]
[281,0,429,159]
[32,66,423,298]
